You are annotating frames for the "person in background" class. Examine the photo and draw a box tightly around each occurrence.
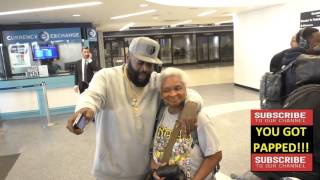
[66,37,203,180]
[290,34,299,48]
[150,67,222,180]
[269,27,319,73]
[74,47,101,93]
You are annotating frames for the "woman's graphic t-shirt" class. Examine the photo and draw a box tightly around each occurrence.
[152,107,220,179]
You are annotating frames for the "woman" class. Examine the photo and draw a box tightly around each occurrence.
[150,67,222,180]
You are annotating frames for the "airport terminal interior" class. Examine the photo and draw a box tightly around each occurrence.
[0,66,260,180]
[0,0,319,180]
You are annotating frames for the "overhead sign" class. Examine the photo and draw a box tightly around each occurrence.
[2,27,82,44]
[300,9,320,28]
[87,28,97,42]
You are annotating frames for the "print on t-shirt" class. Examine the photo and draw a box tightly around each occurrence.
[153,123,193,179]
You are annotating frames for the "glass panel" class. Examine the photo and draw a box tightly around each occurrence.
[104,42,112,67]
[111,41,125,66]
[124,37,134,57]
[197,36,208,62]
[159,38,172,64]
[220,33,234,62]
[172,35,196,64]
[209,36,220,61]
[0,46,5,78]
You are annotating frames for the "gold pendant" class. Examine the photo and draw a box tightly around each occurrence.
[131,98,137,107]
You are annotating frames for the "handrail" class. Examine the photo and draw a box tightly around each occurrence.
[0,83,42,91]
[0,82,55,128]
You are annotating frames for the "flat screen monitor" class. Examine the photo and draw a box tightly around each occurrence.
[33,45,59,60]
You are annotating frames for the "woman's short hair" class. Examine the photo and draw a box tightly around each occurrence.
[159,67,189,88]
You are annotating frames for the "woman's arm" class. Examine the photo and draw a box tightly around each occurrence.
[193,151,222,180]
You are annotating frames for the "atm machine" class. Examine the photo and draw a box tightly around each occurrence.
[8,43,32,75]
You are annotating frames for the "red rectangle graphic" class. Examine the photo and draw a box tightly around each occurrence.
[251,110,313,126]
[251,153,313,171]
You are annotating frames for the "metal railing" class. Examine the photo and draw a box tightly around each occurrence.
[0,82,55,128]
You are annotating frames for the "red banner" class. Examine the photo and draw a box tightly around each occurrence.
[251,110,313,126]
[252,154,313,171]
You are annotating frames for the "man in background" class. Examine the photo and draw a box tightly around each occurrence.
[74,47,101,93]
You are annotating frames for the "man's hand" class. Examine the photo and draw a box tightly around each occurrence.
[89,52,93,60]
[179,102,198,135]
[66,107,94,135]
[73,85,79,93]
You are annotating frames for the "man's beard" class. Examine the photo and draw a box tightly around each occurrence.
[127,62,151,87]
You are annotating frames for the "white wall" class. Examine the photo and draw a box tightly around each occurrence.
[234,1,320,89]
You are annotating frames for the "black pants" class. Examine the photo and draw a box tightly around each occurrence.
[79,81,89,94]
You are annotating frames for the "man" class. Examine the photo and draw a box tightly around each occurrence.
[74,47,101,93]
[290,34,299,48]
[269,27,319,73]
[66,37,202,180]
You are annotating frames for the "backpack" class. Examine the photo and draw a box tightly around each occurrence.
[269,47,304,73]
[260,54,320,109]
[260,61,295,109]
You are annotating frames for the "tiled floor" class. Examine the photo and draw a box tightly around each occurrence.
[0,65,260,180]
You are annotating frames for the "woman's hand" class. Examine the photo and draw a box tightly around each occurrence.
[153,172,166,180]
[150,160,167,180]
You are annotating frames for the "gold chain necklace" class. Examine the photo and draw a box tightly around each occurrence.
[123,65,144,107]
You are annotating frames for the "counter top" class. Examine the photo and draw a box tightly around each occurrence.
[0,72,73,81]
[0,73,75,90]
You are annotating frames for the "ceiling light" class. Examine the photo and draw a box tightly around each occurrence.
[216,20,233,25]
[73,14,81,17]
[0,1,102,16]
[140,4,149,7]
[171,20,192,27]
[153,17,159,19]
[111,9,156,20]
[119,22,135,31]
[198,10,216,17]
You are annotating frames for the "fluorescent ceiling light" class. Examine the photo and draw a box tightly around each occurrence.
[140,4,149,7]
[120,22,135,31]
[72,14,81,17]
[111,9,156,20]
[171,20,192,27]
[198,10,216,17]
[145,0,285,8]
[216,20,233,25]
[0,1,102,16]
